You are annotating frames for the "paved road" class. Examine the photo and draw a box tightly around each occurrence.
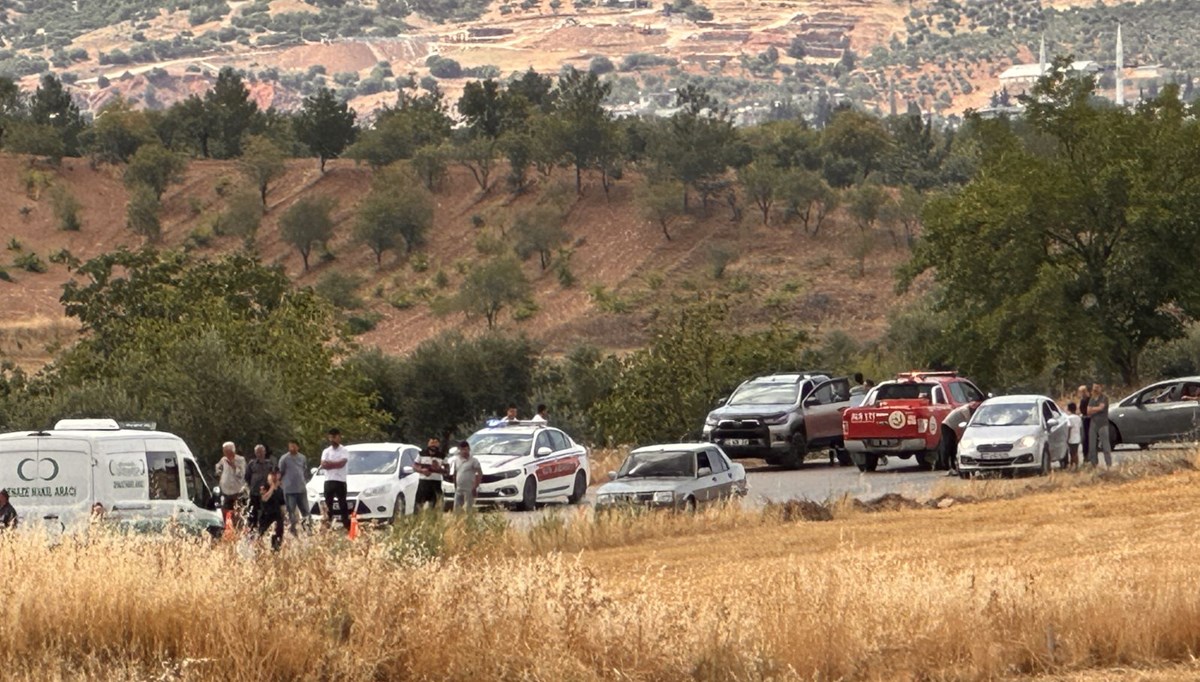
[510,444,1174,523]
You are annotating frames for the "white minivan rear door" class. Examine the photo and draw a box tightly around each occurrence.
[0,436,93,529]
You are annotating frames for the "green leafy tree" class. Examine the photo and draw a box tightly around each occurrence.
[453,255,531,328]
[280,195,337,271]
[4,121,66,162]
[84,96,155,164]
[28,74,85,156]
[513,205,568,269]
[410,143,448,191]
[125,184,161,242]
[346,89,451,168]
[651,85,744,209]
[238,134,287,208]
[453,136,497,191]
[550,67,614,194]
[295,87,357,172]
[845,182,889,233]
[822,108,893,183]
[0,76,26,147]
[593,301,805,444]
[42,249,382,464]
[124,143,187,200]
[903,65,1200,386]
[786,171,838,236]
[204,68,260,159]
[737,159,791,225]
[355,168,435,263]
[457,78,508,139]
[637,178,686,240]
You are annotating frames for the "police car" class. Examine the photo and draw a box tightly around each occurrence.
[442,422,590,511]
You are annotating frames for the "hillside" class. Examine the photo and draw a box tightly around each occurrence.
[0,153,918,369]
[0,0,1185,121]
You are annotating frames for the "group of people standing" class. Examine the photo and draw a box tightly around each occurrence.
[213,424,491,550]
[213,429,354,551]
[1064,382,1113,468]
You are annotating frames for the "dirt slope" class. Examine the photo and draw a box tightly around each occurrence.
[0,154,916,369]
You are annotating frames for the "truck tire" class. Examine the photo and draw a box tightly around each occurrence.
[936,428,957,471]
[779,432,807,470]
[857,453,879,472]
[914,450,935,471]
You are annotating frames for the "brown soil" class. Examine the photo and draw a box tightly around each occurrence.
[0,154,914,369]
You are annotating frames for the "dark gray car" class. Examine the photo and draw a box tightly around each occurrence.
[1109,377,1200,447]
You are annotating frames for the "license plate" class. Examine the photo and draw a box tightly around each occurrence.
[979,452,1010,460]
[725,439,750,446]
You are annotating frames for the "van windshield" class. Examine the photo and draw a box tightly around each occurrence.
[348,451,399,476]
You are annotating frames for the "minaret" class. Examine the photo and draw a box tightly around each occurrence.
[1115,24,1125,106]
[1039,34,1047,75]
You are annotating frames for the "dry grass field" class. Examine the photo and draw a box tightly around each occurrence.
[2,456,1200,681]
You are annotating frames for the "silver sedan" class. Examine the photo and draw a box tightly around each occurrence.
[956,395,1070,476]
[595,444,748,512]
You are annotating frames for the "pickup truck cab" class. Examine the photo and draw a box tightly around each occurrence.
[841,371,985,472]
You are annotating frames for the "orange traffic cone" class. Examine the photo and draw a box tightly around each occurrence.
[223,510,234,541]
[349,511,359,540]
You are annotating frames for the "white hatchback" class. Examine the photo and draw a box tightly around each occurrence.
[308,442,422,522]
[441,422,590,511]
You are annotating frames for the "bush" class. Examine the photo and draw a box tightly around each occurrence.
[315,272,365,310]
[346,311,383,335]
[589,56,615,75]
[13,252,47,274]
[426,55,462,78]
[50,185,82,232]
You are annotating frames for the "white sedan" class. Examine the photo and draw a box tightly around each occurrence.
[442,422,590,511]
[308,442,422,521]
[956,395,1070,477]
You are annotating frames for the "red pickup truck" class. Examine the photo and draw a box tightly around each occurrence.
[841,371,985,472]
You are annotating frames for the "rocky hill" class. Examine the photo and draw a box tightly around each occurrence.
[0,153,920,370]
[0,0,1186,121]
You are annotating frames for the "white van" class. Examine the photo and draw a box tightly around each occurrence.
[0,419,222,536]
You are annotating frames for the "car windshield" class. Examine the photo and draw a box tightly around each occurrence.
[618,451,696,478]
[972,404,1039,427]
[729,383,798,405]
[468,433,533,457]
[873,383,935,401]
[348,450,399,475]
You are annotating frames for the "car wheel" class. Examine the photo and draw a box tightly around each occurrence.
[1039,445,1051,476]
[683,496,697,513]
[1109,425,1123,449]
[779,432,807,469]
[859,453,879,472]
[936,428,956,471]
[567,471,587,504]
[391,493,406,523]
[834,448,852,466]
[518,476,538,512]
[958,471,971,480]
[914,450,935,471]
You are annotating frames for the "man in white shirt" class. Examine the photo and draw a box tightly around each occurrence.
[530,404,549,423]
[214,442,247,524]
[1066,402,1084,468]
[319,428,350,531]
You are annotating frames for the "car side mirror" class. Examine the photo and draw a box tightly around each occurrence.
[607,471,617,481]
[803,396,819,407]
[402,465,413,475]
[697,467,712,477]
[987,393,995,399]
[957,421,967,429]
[536,446,553,457]
[1047,418,1060,427]
[716,396,728,406]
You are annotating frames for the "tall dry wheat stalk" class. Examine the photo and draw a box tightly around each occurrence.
[0,453,1197,680]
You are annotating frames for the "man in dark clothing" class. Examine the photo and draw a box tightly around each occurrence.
[1087,383,1113,467]
[257,468,286,551]
[413,437,447,512]
[0,489,16,530]
[245,444,274,527]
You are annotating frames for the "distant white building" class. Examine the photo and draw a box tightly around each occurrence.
[999,60,1102,88]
